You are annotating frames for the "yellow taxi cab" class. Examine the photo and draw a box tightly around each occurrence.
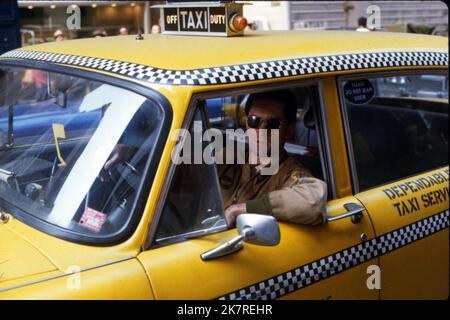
[0,2,448,300]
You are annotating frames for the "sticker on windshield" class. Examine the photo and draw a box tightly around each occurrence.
[79,207,107,233]
[343,79,375,105]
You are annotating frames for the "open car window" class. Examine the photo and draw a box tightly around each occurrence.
[0,66,164,240]
[152,84,330,248]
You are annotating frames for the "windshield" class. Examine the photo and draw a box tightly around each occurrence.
[0,66,164,240]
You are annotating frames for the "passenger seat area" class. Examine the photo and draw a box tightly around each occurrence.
[346,97,448,190]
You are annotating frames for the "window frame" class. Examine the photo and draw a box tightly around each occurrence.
[145,78,335,250]
[0,60,173,246]
[338,69,449,194]
[151,103,228,247]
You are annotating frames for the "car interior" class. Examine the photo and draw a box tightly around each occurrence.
[347,96,448,191]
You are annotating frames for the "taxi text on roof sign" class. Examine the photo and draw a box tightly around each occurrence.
[153,1,247,37]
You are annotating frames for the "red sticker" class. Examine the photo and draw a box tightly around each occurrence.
[79,207,107,233]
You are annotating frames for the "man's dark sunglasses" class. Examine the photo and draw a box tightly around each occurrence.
[247,115,283,129]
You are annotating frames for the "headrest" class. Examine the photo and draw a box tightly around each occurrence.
[298,89,315,129]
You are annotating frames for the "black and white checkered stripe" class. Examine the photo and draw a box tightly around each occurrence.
[218,210,449,300]
[1,50,447,86]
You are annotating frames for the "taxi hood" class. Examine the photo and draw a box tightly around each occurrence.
[0,225,58,284]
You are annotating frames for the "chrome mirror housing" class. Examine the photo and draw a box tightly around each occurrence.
[201,214,280,261]
[237,214,280,246]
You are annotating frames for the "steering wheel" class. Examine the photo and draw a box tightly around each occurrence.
[98,161,139,211]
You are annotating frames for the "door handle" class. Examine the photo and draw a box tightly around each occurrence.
[326,203,365,224]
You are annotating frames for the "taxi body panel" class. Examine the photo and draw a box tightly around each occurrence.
[138,196,378,300]
[1,258,154,300]
[0,30,448,299]
[0,222,58,283]
[355,167,449,299]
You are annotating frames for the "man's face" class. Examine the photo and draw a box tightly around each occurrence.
[246,98,291,161]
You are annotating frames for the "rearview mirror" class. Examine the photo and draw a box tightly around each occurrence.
[56,91,67,108]
[48,73,70,108]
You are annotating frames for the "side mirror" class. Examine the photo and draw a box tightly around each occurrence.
[237,213,280,246]
[201,214,280,261]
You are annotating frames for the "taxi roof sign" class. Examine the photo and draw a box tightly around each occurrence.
[153,1,247,37]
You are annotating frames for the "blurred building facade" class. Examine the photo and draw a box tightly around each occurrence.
[0,0,21,53]
[17,1,164,45]
[243,1,448,36]
[15,1,448,46]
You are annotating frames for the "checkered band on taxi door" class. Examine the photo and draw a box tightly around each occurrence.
[218,210,449,300]
[1,50,447,86]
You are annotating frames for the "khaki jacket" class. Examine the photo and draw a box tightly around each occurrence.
[218,153,327,225]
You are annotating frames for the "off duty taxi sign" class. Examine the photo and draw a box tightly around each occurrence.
[154,2,247,37]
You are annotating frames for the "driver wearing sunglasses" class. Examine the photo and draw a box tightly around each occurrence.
[219,89,327,227]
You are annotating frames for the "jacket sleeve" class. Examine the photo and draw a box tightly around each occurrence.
[246,176,327,226]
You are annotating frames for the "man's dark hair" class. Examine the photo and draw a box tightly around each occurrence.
[358,17,367,27]
[245,89,298,125]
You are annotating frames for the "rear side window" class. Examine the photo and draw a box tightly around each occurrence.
[340,73,448,191]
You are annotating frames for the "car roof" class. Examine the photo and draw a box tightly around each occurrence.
[16,31,448,71]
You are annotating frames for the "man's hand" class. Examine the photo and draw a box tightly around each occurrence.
[224,203,247,228]
[99,144,136,182]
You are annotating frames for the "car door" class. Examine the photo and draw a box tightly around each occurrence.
[137,84,379,300]
[338,71,449,299]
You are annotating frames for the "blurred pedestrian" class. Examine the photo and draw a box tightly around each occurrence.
[356,17,371,32]
[119,27,129,36]
[151,24,161,34]
[53,29,65,41]
[93,29,108,38]
[21,69,47,101]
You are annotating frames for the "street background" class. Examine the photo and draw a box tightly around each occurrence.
[1,1,447,50]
